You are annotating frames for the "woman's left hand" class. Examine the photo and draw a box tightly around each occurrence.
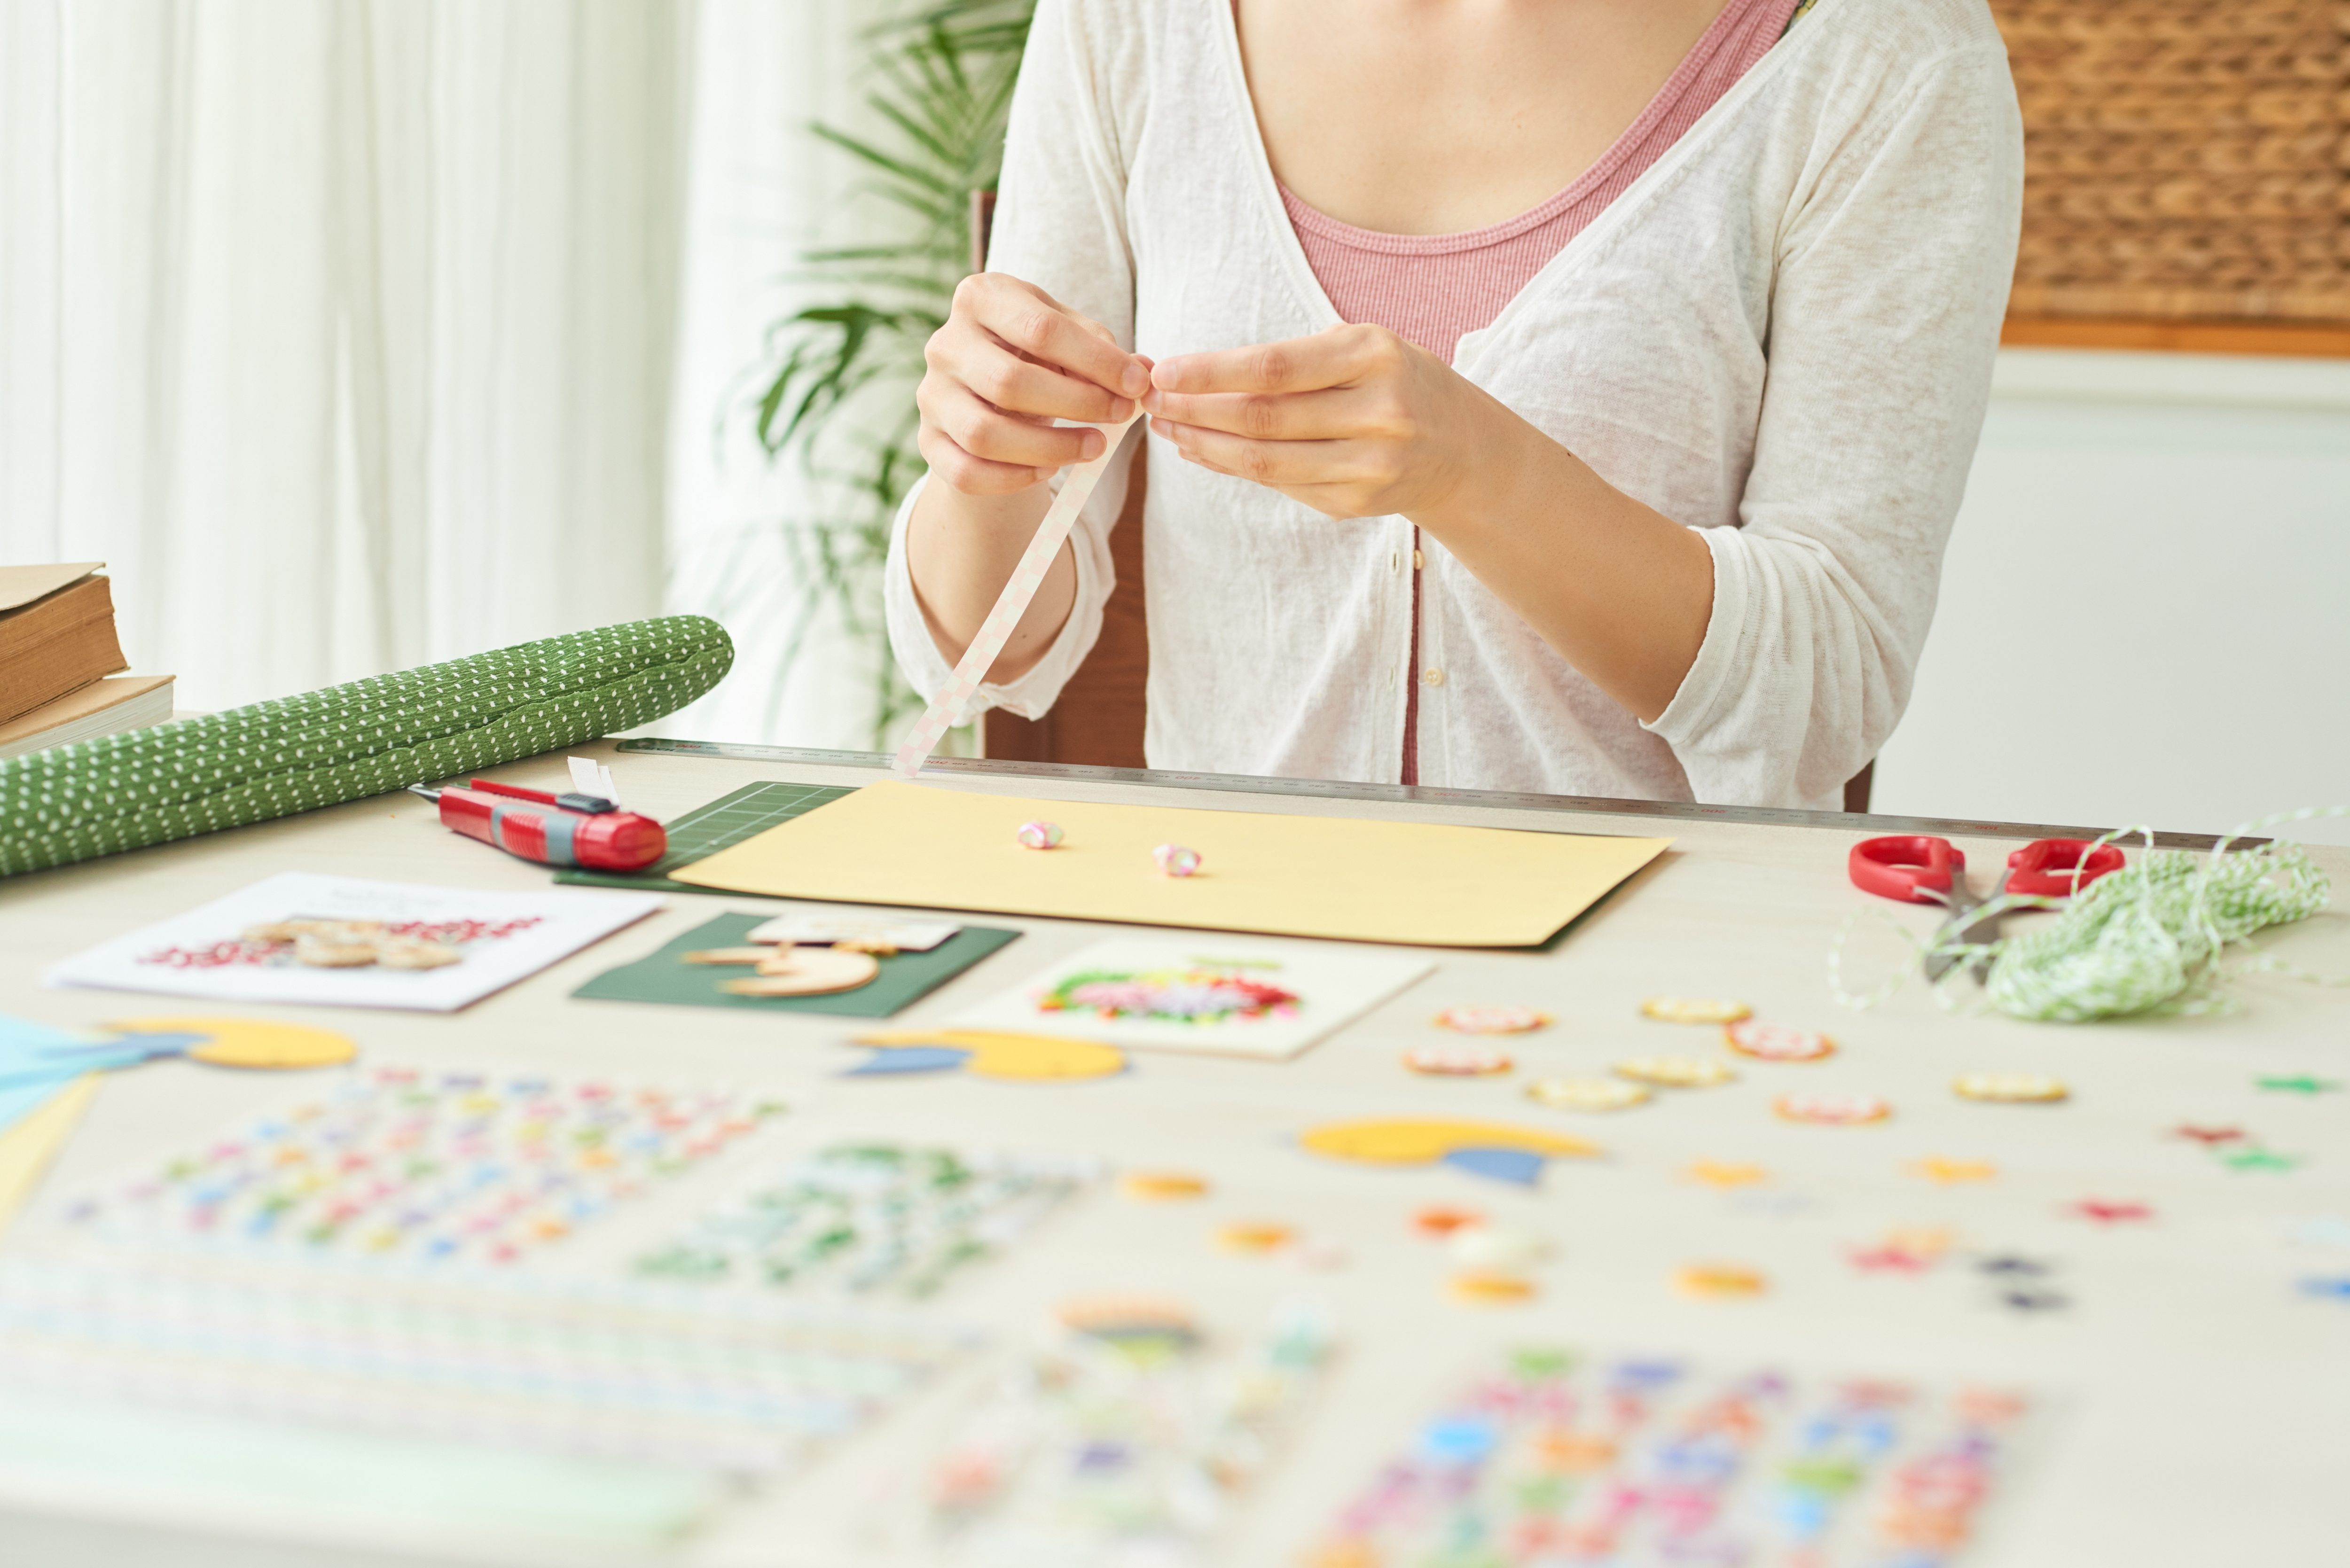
[1146,320,1716,721]
[1143,324,1506,522]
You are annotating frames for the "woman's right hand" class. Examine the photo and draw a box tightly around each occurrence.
[916,273,1152,495]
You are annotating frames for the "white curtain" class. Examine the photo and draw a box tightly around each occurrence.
[658,0,893,752]
[0,0,691,712]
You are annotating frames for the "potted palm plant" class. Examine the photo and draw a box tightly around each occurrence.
[748,0,1036,749]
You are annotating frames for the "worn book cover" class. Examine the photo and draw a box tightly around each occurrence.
[0,564,128,726]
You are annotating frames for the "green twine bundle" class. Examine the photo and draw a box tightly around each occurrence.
[1834,809,2346,1023]
[0,615,732,878]
[1984,829,2332,1021]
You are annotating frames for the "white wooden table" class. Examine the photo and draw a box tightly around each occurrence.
[1,741,2344,1568]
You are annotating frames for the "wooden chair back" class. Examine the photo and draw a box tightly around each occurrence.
[978,441,1153,769]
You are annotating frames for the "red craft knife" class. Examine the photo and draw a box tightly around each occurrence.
[407,779,667,872]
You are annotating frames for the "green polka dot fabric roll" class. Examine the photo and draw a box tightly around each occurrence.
[0,616,733,877]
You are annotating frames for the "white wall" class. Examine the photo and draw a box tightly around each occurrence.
[1875,348,2350,845]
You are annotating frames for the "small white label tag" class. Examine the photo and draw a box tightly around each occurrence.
[744,914,962,952]
[567,756,620,806]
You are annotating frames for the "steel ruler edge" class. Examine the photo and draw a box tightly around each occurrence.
[613,738,2259,853]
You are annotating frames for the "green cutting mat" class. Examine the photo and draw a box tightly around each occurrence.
[571,912,1020,1019]
[555,781,854,894]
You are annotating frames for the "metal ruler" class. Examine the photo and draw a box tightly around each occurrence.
[615,737,2250,852]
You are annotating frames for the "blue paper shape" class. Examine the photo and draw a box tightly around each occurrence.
[1613,1360,1686,1389]
[1441,1145,1546,1187]
[844,1046,971,1077]
[0,1014,91,1069]
[2000,1289,2070,1313]
[68,1031,212,1059]
[1417,1415,1500,1466]
[0,1027,192,1097]
[0,1014,123,1136]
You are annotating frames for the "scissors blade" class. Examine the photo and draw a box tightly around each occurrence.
[1923,886,2003,983]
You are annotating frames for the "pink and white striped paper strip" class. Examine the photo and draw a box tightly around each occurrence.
[891,414,1140,779]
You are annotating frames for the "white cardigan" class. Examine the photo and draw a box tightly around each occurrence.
[883,0,2023,809]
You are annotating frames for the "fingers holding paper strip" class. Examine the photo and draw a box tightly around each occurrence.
[893,413,1143,779]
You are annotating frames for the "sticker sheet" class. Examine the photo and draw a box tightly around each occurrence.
[635,1142,1099,1299]
[44,872,663,1012]
[0,1251,972,1480]
[64,1066,783,1264]
[1314,1346,2032,1568]
[908,1301,1334,1566]
[743,913,962,951]
[953,937,1435,1060]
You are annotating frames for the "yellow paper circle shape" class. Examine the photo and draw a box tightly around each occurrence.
[1526,1077,1650,1112]
[1640,998,1751,1024]
[1675,1263,1767,1299]
[1953,1073,2069,1103]
[1120,1171,1210,1201]
[1215,1222,1296,1254]
[855,1029,1127,1082]
[111,1017,357,1071]
[1300,1118,1600,1166]
[1450,1270,1539,1304]
[1615,1056,1738,1089]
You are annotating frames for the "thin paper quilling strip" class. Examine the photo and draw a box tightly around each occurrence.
[893,414,1142,780]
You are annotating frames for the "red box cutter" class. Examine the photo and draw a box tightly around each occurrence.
[408,779,667,872]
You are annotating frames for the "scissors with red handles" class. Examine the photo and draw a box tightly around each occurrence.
[1848,835,2124,981]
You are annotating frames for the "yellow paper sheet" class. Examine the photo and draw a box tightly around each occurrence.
[0,1074,102,1236]
[670,780,1670,948]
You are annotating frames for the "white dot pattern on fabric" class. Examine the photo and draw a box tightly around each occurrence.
[0,616,734,878]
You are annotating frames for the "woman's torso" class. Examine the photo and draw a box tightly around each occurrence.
[979,0,2013,805]
[1124,0,1796,796]
[1246,0,1806,784]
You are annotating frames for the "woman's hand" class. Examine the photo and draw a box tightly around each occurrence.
[1146,320,1714,721]
[1142,323,1501,521]
[917,273,1152,495]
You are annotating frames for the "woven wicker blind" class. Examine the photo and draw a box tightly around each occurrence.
[1993,0,2350,323]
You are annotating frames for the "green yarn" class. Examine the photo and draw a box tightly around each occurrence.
[1983,830,2331,1022]
[0,616,733,878]
[1833,808,2346,1023]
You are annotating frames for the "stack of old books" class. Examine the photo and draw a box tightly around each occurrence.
[0,563,174,762]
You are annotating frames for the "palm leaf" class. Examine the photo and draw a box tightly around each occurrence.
[744,0,1036,747]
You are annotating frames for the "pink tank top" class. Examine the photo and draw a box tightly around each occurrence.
[1268,0,1806,782]
[1282,0,1805,363]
